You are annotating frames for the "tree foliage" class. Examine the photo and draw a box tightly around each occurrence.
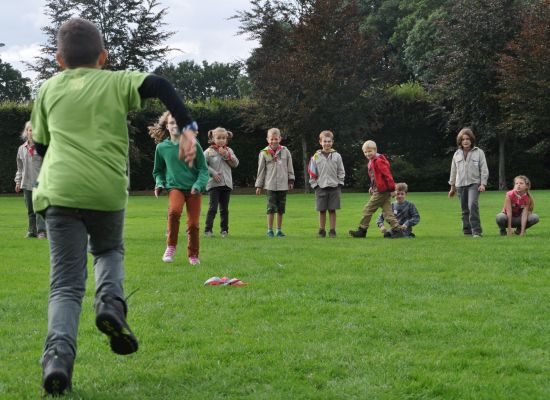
[418,0,522,189]
[234,0,383,188]
[0,59,31,102]
[28,0,174,81]
[498,0,550,155]
[154,60,251,101]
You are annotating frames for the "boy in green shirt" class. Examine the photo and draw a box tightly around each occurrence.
[32,18,198,395]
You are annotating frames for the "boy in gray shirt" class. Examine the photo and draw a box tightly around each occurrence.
[376,182,420,238]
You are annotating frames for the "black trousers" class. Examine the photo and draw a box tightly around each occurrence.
[205,186,231,233]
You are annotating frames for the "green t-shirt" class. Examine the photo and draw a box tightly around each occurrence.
[31,68,148,212]
[153,139,209,193]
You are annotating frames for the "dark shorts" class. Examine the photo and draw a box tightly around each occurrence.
[266,190,287,214]
[315,186,341,211]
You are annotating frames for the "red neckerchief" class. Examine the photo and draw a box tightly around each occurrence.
[25,141,35,157]
[210,144,233,161]
[267,145,282,161]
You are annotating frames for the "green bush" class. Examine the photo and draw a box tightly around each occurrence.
[0,103,32,193]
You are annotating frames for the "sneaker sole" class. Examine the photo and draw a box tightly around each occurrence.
[43,369,71,395]
[95,313,138,355]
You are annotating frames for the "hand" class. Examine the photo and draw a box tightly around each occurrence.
[15,183,21,193]
[255,188,262,195]
[368,187,373,194]
[191,187,198,195]
[289,183,294,190]
[178,129,197,167]
[218,147,228,158]
[448,188,456,198]
[154,187,163,198]
[379,226,387,234]
[213,174,222,183]
[399,224,408,230]
[478,184,486,192]
[507,228,513,237]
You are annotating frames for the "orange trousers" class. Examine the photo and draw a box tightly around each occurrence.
[167,189,201,257]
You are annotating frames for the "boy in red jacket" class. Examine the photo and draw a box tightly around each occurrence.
[349,140,404,238]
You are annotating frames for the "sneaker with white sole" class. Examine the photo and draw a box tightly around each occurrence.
[162,245,176,262]
[189,256,200,265]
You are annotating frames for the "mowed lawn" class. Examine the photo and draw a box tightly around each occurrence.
[1,191,549,399]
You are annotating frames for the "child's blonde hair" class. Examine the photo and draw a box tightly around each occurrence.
[319,130,334,140]
[514,175,535,212]
[148,111,171,144]
[267,127,281,138]
[208,127,233,143]
[362,140,377,151]
[395,182,408,193]
[21,121,32,140]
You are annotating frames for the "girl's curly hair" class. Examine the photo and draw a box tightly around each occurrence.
[148,111,171,144]
[207,127,233,144]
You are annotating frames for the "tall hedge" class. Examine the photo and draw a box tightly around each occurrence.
[0,103,32,193]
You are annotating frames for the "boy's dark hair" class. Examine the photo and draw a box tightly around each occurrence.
[57,18,105,68]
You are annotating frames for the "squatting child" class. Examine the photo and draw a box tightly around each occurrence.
[14,121,47,238]
[308,130,345,237]
[349,140,404,238]
[255,128,295,237]
[376,182,420,238]
[495,175,539,236]
[203,127,239,237]
[31,18,199,395]
[150,112,208,265]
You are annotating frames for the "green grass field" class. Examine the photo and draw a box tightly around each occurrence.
[1,191,549,399]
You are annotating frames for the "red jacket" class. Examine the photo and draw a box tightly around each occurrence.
[368,154,395,193]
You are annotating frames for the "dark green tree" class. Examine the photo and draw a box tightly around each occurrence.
[498,0,550,160]
[424,0,523,189]
[235,0,383,189]
[154,60,251,101]
[0,58,31,102]
[28,0,174,81]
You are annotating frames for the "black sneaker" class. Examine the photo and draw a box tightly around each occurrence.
[349,227,367,238]
[499,229,507,236]
[95,295,138,355]
[328,229,336,238]
[42,349,74,396]
[318,229,326,238]
[391,230,405,238]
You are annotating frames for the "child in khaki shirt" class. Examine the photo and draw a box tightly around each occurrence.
[308,130,345,237]
[255,128,294,237]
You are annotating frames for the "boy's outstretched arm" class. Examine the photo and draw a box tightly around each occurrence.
[138,75,197,165]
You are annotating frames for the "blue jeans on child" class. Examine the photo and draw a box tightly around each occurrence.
[23,189,46,234]
[457,184,482,235]
[43,206,126,359]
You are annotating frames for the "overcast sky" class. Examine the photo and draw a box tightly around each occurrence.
[0,0,258,80]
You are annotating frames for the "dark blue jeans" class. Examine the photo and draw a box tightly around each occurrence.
[205,186,231,233]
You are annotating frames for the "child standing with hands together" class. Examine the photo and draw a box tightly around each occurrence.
[204,127,239,237]
[308,130,345,237]
[255,128,295,237]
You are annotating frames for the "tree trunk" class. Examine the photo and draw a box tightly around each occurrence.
[301,134,309,193]
[498,133,506,190]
